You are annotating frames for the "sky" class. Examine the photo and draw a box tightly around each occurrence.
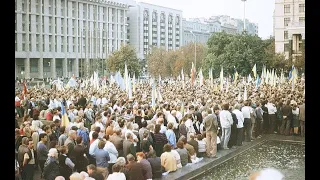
[136,0,275,39]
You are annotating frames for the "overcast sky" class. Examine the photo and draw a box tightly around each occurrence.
[137,0,275,39]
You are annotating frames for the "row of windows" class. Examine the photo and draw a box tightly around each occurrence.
[284,17,304,26]
[284,4,305,13]
[16,0,125,22]
[15,32,124,52]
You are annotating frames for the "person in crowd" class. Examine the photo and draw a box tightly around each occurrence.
[37,133,49,178]
[86,164,104,180]
[242,101,253,142]
[95,139,110,178]
[126,154,145,180]
[232,104,244,146]
[19,138,36,180]
[73,136,89,172]
[160,144,177,173]
[136,152,153,180]
[58,145,75,179]
[43,148,60,180]
[299,100,305,137]
[175,141,188,166]
[219,103,233,150]
[103,134,118,174]
[196,134,206,157]
[106,164,126,180]
[147,149,162,179]
[123,133,136,159]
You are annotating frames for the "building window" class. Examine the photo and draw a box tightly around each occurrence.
[284,5,290,13]
[284,31,288,40]
[284,43,289,52]
[30,59,38,73]
[284,18,290,26]
[299,17,305,25]
[299,4,305,13]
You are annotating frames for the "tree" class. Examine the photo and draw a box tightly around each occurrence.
[106,45,141,76]
[146,47,167,77]
[204,32,268,78]
[264,37,290,74]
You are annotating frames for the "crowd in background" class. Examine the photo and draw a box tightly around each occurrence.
[14,77,305,180]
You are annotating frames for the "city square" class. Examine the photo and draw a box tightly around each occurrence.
[15,0,305,180]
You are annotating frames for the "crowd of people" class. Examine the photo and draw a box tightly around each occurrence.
[14,75,305,180]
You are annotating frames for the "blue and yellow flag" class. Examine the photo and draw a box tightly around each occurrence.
[61,103,70,127]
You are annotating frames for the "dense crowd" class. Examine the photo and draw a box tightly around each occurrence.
[14,76,305,180]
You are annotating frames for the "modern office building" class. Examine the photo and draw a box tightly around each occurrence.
[127,2,182,60]
[274,0,305,60]
[15,0,130,79]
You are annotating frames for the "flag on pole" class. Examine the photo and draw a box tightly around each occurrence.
[243,85,247,101]
[125,63,128,92]
[248,74,252,83]
[234,67,239,84]
[209,68,213,88]
[220,67,223,91]
[151,82,156,110]
[226,78,229,93]
[199,68,203,86]
[128,76,132,99]
[181,68,184,81]
[61,102,70,128]
[132,74,136,93]
[252,64,257,79]
[256,74,261,89]
[191,62,195,86]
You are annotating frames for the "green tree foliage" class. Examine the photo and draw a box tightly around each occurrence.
[106,45,141,76]
[204,32,269,78]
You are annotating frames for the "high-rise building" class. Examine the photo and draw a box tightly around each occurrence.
[127,2,182,60]
[15,0,129,79]
[274,0,305,60]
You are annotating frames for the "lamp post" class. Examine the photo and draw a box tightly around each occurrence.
[242,0,247,32]
[190,31,196,71]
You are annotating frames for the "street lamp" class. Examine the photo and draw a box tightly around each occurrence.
[190,31,196,71]
[242,0,247,32]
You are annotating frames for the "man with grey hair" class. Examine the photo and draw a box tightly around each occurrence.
[203,109,219,158]
[64,130,77,161]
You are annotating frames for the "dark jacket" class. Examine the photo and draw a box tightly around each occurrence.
[140,159,153,180]
[43,157,60,180]
[126,161,145,180]
[123,140,136,159]
[78,97,87,108]
[147,157,162,178]
[73,144,89,172]
[58,154,72,180]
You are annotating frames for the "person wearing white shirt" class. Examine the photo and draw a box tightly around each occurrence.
[241,101,253,142]
[267,99,277,134]
[106,164,126,180]
[158,118,167,134]
[103,135,119,173]
[101,97,108,106]
[233,105,244,146]
[89,138,99,157]
[219,103,233,150]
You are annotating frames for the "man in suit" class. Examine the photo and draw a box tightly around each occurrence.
[110,127,124,157]
[123,133,136,159]
[299,100,305,137]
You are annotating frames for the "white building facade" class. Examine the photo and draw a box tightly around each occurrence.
[182,15,258,46]
[15,0,129,79]
[127,2,182,60]
[274,0,305,59]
